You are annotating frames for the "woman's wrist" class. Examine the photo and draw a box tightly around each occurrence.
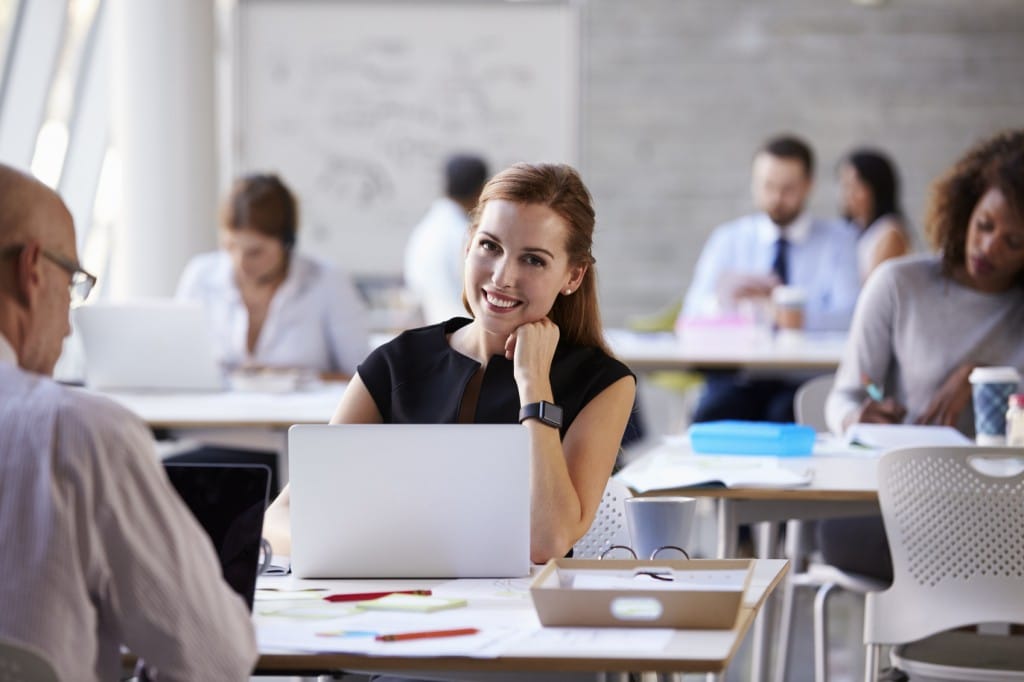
[516,378,553,406]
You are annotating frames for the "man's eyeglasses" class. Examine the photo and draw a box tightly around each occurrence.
[1,244,97,305]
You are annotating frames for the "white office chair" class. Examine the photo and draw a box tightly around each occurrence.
[573,477,633,559]
[793,373,834,431]
[0,638,59,682]
[864,446,1024,681]
[775,373,888,682]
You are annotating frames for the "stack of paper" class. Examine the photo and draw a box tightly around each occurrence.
[615,451,811,493]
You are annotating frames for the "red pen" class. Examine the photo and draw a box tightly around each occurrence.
[324,589,432,603]
[375,627,479,642]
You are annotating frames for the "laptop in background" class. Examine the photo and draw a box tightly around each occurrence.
[73,301,224,391]
[163,463,271,609]
[288,424,530,579]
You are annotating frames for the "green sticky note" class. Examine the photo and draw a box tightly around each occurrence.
[355,594,467,612]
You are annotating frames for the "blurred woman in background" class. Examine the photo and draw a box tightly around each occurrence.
[838,148,911,281]
[177,173,368,380]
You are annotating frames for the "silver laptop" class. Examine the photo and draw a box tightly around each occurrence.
[73,301,224,391]
[288,424,531,579]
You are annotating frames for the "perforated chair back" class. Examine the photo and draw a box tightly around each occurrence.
[573,478,633,559]
[865,446,1024,647]
[0,638,59,682]
[794,373,834,431]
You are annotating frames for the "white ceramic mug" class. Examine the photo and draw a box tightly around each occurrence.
[624,497,696,560]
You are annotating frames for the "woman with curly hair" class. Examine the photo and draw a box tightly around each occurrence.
[819,129,1024,581]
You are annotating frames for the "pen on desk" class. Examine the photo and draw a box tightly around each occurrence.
[324,589,432,603]
[375,627,479,642]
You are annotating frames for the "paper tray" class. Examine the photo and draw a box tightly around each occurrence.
[529,558,753,629]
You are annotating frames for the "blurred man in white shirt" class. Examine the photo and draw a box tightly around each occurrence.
[404,154,489,324]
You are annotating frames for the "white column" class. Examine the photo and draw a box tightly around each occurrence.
[109,0,218,299]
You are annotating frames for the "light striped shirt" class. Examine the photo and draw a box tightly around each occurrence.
[0,334,257,681]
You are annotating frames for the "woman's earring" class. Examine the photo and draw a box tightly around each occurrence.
[564,288,573,295]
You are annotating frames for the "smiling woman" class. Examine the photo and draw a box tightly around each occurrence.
[262,163,637,564]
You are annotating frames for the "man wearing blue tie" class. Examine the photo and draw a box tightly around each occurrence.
[679,135,861,422]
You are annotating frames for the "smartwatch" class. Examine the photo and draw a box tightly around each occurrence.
[518,401,564,429]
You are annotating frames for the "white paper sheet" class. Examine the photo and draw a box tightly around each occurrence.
[615,451,811,493]
[257,606,539,657]
[844,424,973,450]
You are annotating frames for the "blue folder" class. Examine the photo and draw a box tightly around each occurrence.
[688,421,815,456]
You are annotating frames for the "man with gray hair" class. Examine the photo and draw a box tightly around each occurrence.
[0,164,257,680]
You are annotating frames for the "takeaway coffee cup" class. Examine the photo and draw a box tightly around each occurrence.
[772,285,807,332]
[624,497,696,560]
[968,366,1022,445]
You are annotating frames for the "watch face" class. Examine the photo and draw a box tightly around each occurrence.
[543,402,564,427]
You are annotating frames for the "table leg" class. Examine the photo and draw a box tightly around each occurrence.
[715,500,738,559]
[749,522,779,682]
[771,519,806,682]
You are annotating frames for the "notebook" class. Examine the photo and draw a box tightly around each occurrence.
[163,463,271,609]
[288,423,531,579]
[73,301,224,391]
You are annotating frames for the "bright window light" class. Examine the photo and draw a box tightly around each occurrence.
[30,119,69,187]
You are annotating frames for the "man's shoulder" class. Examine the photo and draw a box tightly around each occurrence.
[713,213,761,235]
[50,383,152,447]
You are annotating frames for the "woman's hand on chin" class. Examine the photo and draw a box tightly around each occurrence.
[507,318,560,396]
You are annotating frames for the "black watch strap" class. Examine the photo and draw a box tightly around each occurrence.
[518,401,563,428]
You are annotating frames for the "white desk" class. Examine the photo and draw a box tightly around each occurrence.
[96,382,347,429]
[94,383,347,485]
[605,328,847,372]
[253,559,789,676]
[616,440,880,682]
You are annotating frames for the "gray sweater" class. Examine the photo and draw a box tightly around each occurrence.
[826,255,1024,435]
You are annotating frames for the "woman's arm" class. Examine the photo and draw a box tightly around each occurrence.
[509,319,636,563]
[261,373,382,555]
[528,376,635,562]
[916,362,974,426]
[825,263,903,434]
[322,267,372,376]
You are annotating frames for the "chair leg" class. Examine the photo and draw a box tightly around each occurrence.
[863,643,879,682]
[813,582,837,682]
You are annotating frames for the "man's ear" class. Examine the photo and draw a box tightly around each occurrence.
[14,241,43,307]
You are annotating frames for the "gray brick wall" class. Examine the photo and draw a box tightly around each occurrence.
[583,0,1024,325]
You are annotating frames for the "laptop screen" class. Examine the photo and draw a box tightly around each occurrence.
[163,463,270,609]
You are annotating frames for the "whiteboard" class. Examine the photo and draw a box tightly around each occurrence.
[236,1,580,274]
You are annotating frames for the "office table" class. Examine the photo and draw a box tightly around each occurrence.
[615,441,879,557]
[96,382,347,429]
[604,328,847,372]
[253,559,789,676]
[94,383,347,485]
[615,441,880,682]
